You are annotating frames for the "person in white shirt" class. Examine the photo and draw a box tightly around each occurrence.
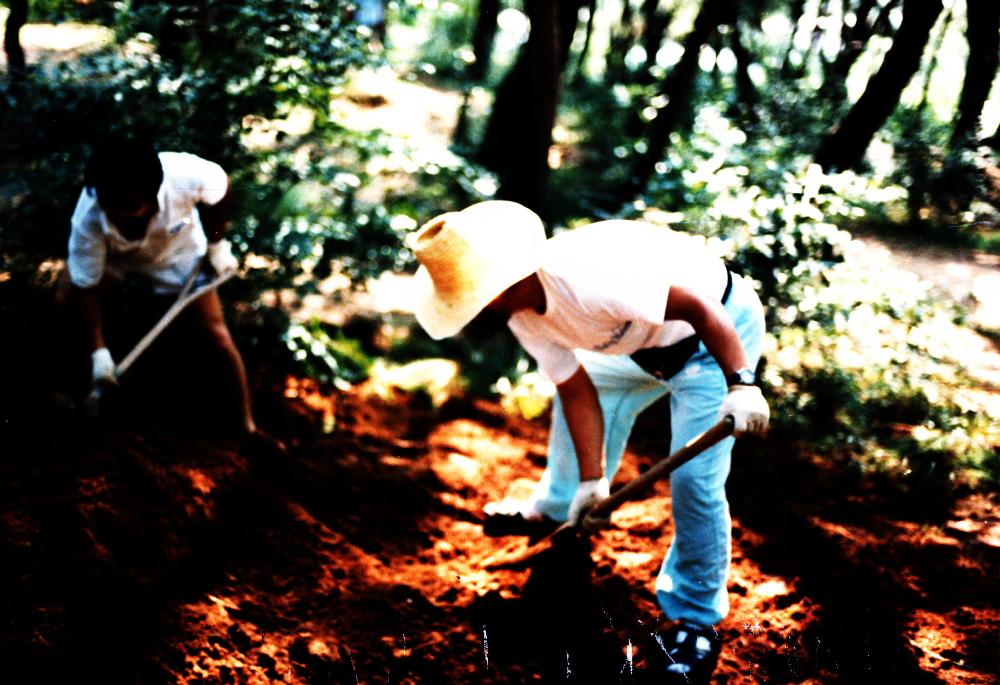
[61,138,263,441]
[407,200,770,684]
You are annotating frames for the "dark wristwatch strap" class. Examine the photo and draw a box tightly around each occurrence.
[726,368,756,386]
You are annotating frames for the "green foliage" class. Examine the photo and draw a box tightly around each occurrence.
[381,143,498,220]
[760,226,999,510]
[26,0,117,23]
[115,0,372,162]
[396,0,478,83]
[285,320,374,384]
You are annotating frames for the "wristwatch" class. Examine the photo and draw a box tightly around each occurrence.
[725,367,756,387]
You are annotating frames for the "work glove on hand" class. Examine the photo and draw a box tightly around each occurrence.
[567,477,610,527]
[719,384,769,436]
[91,347,117,387]
[206,239,238,275]
[483,496,545,522]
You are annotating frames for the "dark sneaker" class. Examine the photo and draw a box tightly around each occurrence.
[662,623,721,684]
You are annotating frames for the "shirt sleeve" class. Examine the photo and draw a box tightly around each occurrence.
[66,190,107,289]
[163,152,229,206]
[509,319,582,386]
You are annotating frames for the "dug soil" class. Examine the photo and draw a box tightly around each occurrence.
[1,282,997,684]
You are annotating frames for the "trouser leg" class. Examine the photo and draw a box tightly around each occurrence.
[654,367,734,627]
[656,276,765,627]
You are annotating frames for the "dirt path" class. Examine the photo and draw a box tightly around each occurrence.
[850,234,1000,416]
[853,234,1000,334]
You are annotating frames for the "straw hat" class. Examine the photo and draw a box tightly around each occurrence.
[407,201,546,339]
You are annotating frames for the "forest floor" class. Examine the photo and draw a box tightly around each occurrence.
[1,326,997,684]
[2,28,999,685]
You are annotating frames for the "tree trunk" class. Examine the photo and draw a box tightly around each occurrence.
[469,0,501,82]
[827,0,903,103]
[728,18,758,126]
[951,0,1000,146]
[478,0,585,217]
[916,6,950,112]
[605,0,636,83]
[640,0,672,76]
[4,0,28,81]
[624,0,726,199]
[780,0,808,78]
[823,0,880,104]
[809,0,833,71]
[572,0,597,84]
[814,0,943,172]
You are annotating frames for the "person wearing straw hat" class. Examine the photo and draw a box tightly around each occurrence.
[58,138,274,447]
[407,200,769,684]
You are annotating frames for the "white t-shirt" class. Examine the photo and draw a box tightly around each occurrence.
[67,152,229,292]
[507,220,728,385]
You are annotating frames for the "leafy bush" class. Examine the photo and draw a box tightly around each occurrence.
[285,320,374,385]
[762,236,998,510]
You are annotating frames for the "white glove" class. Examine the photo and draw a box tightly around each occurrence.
[206,239,238,275]
[91,347,117,386]
[719,384,769,436]
[567,477,610,526]
[483,497,545,522]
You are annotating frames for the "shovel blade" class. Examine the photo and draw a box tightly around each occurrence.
[480,523,581,569]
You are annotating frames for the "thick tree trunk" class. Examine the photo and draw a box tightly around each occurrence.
[469,0,501,82]
[814,0,943,172]
[824,0,901,106]
[624,0,726,199]
[478,0,585,217]
[951,0,1000,146]
[4,0,28,80]
[825,0,876,97]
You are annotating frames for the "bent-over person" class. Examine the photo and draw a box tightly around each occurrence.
[60,138,271,446]
[406,201,769,685]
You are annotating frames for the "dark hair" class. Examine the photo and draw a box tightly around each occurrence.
[84,137,163,206]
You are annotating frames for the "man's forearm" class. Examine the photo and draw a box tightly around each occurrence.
[72,286,105,351]
[557,366,606,481]
[665,285,749,376]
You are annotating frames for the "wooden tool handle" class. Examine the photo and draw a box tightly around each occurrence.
[585,416,735,522]
[115,269,235,378]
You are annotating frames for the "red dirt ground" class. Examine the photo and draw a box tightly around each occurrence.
[1,307,997,685]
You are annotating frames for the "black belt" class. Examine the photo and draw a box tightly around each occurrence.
[629,268,733,381]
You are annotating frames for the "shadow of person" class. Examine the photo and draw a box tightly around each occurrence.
[472,534,633,682]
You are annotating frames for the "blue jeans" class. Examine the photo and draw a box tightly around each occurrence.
[531,275,765,627]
